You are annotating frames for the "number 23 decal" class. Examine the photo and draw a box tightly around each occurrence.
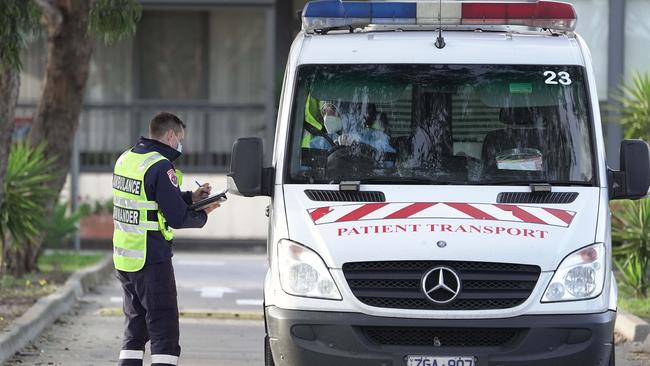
[544,71,572,85]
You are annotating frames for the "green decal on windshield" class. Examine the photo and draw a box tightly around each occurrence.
[509,82,533,94]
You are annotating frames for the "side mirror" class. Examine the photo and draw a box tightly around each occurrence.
[609,139,650,200]
[227,137,273,197]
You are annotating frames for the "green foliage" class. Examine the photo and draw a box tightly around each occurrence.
[37,250,103,273]
[89,0,142,45]
[44,202,86,249]
[615,253,647,298]
[1,0,142,70]
[612,198,650,298]
[0,0,41,71]
[0,142,58,246]
[616,72,650,142]
[618,285,650,321]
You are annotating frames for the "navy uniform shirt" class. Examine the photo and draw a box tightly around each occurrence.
[128,136,208,265]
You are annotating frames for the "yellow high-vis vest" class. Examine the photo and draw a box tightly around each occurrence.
[112,150,181,272]
[302,94,325,148]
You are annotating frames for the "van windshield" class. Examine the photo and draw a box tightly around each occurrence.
[286,64,594,185]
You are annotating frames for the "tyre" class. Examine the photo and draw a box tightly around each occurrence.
[265,335,275,366]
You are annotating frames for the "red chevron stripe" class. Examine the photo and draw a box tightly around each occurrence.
[385,202,437,219]
[445,202,497,221]
[495,204,546,225]
[543,207,575,225]
[309,207,333,222]
[335,203,389,222]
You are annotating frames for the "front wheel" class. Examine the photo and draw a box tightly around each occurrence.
[265,335,275,366]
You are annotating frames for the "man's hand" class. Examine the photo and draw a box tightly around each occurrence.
[192,183,211,203]
[203,202,221,214]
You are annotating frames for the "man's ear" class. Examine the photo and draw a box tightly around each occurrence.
[165,129,174,143]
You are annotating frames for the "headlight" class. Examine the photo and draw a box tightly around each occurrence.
[277,239,342,300]
[542,243,606,302]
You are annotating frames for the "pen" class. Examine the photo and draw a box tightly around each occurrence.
[195,180,202,187]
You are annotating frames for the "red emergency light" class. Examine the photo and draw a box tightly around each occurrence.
[461,1,577,31]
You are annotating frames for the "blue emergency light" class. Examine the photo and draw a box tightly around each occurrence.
[302,0,577,33]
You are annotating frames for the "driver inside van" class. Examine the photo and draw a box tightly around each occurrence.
[303,95,395,154]
[308,102,344,150]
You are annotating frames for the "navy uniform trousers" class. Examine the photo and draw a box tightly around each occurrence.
[116,259,180,366]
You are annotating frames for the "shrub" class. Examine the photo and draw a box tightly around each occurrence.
[616,72,650,142]
[43,202,86,249]
[0,142,57,276]
[612,199,650,297]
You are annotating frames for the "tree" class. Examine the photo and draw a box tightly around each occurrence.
[0,1,40,238]
[0,0,141,274]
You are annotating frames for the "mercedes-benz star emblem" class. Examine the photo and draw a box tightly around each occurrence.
[421,266,461,304]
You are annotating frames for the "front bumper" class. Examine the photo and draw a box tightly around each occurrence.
[266,306,615,366]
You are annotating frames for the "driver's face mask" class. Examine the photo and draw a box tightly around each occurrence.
[323,115,343,134]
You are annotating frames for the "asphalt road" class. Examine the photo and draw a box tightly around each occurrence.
[4,252,650,365]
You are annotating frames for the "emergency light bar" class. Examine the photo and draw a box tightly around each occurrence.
[302,0,577,33]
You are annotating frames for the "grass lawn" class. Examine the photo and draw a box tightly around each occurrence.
[0,250,106,330]
[37,250,105,273]
[618,286,650,321]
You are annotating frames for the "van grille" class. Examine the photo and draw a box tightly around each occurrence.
[362,326,520,348]
[343,261,540,310]
[304,189,386,202]
[497,191,578,204]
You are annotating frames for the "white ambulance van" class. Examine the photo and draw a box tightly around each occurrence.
[227,1,650,365]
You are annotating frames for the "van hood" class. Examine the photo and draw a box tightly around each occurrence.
[283,185,600,271]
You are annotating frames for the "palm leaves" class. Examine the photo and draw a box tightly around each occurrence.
[616,72,650,142]
[0,142,57,274]
[612,196,650,297]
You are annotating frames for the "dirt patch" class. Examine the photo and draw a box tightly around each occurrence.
[0,271,69,330]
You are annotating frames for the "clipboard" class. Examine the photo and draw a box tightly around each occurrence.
[189,188,228,211]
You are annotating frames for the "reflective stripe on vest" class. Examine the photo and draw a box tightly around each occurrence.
[114,247,145,260]
[139,153,166,170]
[114,196,159,210]
[113,220,160,234]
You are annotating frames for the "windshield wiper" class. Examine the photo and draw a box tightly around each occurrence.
[357,176,465,185]
[473,180,593,186]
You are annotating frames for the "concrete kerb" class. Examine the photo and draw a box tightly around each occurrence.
[97,307,264,321]
[616,309,650,345]
[0,253,113,364]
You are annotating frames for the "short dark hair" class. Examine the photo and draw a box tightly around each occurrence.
[149,112,186,138]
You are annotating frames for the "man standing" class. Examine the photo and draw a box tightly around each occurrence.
[112,112,219,366]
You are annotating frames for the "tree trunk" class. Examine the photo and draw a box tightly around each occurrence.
[0,66,20,274]
[25,0,93,273]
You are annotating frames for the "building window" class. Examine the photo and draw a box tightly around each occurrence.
[137,11,209,100]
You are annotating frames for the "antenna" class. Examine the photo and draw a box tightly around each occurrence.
[434,0,446,49]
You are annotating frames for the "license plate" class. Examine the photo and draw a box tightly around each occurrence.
[407,356,475,366]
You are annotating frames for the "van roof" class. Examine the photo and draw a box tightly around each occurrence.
[296,31,585,66]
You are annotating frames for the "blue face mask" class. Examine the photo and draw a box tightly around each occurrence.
[173,133,183,153]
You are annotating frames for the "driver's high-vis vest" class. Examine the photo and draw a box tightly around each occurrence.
[112,150,182,272]
[302,94,325,148]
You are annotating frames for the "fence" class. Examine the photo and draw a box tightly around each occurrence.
[16,101,272,173]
